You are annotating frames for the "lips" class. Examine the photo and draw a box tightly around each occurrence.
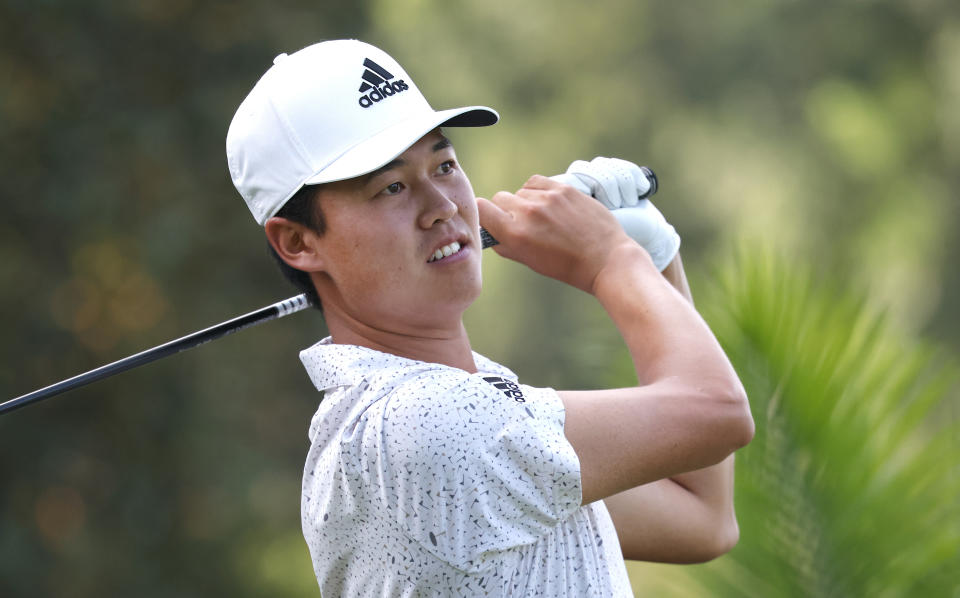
[427,241,462,263]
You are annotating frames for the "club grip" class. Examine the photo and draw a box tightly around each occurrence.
[480,227,499,248]
[479,166,658,248]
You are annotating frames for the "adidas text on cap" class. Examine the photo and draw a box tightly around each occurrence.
[226,39,499,225]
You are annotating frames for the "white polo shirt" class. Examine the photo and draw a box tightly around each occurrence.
[299,338,631,597]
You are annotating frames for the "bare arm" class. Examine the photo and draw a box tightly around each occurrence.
[478,177,753,561]
[557,246,750,502]
[603,254,741,562]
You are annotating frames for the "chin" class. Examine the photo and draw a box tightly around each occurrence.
[437,283,483,322]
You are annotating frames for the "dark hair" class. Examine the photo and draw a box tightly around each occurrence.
[268,184,326,312]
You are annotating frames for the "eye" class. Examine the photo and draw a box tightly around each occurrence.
[382,181,404,196]
[436,160,456,175]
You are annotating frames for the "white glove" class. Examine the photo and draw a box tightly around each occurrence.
[550,157,680,271]
[550,156,653,209]
[610,202,680,271]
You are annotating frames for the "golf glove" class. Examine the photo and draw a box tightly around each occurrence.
[551,157,653,209]
[551,157,680,271]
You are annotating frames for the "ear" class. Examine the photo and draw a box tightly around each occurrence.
[264,216,326,272]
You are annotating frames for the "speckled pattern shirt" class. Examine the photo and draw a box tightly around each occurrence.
[299,337,632,597]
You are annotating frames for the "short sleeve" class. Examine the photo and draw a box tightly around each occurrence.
[345,372,582,572]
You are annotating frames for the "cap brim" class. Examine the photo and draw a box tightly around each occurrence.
[303,105,498,187]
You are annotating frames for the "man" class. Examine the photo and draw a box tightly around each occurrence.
[227,39,753,596]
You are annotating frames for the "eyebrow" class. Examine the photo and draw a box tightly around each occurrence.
[432,135,451,152]
[361,135,453,186]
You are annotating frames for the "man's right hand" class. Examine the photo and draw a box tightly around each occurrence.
[476,175,650,295]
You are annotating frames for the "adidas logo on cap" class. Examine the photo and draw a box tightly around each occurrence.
[357,58,409,109]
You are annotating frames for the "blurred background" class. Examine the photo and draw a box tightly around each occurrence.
[1,0,957,596]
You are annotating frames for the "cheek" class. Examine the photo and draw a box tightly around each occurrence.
[462,198,479,224]
[324,229,416,298]
[456,182,479,223]
[331,239,404,287]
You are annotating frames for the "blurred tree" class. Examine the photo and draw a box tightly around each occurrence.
[629,249,960,596]
[1,1,363,596]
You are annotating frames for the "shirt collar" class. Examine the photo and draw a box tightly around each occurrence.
[299,337,517,392]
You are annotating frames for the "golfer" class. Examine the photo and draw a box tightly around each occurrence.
[227,39,753,597]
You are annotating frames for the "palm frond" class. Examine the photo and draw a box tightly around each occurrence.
[640,247,960,597]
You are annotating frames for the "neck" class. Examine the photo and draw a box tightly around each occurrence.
[323,307,478,373]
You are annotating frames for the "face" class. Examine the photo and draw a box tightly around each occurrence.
[309,130,483,336]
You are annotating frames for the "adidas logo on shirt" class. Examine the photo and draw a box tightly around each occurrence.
[483,376,526,403]
[357,58,409,109]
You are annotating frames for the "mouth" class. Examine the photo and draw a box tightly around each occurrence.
[427,240,466,263]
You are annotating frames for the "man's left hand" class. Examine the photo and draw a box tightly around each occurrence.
[550,156,655,209]
[551,157,679,271]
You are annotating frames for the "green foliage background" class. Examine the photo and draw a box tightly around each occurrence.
[1,1,957,596]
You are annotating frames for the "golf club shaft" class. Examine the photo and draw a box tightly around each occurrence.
[1,294,314,415]
[1,229,500,415]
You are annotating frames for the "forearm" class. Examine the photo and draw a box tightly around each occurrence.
[592,245,741,395]
[660,252,692,306]
[563,245,751,500]
[659,253,738,544]
[604,253,741,560]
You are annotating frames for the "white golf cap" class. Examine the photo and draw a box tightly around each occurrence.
[226,39,499,225]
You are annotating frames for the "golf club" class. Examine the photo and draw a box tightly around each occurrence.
[2,167,657,415]
[1,229,497,415]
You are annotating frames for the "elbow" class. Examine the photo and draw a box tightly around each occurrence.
[664,517,741,564]
[673,379,755,463]
[698,516,741,563]
[700,381,754,453]
[681,511,741,564]
[713,514,741,558]
[729,387,755,450]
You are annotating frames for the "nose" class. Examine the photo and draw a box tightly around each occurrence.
[417,181,458,229]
